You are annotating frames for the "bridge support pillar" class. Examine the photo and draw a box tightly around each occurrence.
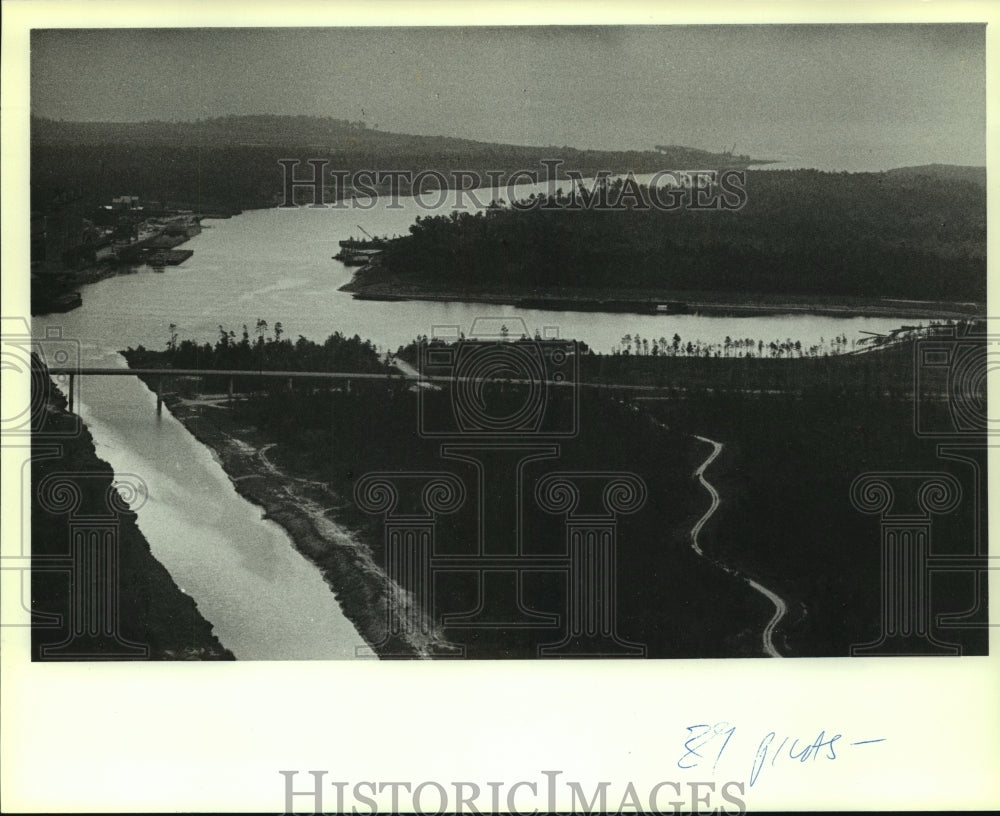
[155,376,162,414]
[67,373,75,412]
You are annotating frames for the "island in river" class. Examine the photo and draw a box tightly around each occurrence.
[340,168,986,320]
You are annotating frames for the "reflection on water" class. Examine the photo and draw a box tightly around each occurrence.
[32,193,925,658]
[48,192,918,356]
[32,342,366,660]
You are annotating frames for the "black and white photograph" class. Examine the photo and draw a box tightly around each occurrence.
[2,1,997,813]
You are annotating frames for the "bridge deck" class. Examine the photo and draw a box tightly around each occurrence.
[45,367,664,392]
[47,367,399,380]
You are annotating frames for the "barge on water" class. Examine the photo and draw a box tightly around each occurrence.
[145,249,194,266]
[31,290,82,315]
[338,237,392,250]
[333,248,382,266]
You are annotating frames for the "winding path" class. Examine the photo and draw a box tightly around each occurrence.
[690,434,786,658]
[690,435,723,557]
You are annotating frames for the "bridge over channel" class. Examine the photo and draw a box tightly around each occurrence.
[46,366,679,414]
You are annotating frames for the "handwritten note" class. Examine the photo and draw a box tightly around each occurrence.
[677,722,887,788]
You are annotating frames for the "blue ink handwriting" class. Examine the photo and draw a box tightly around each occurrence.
[677,723,886,788]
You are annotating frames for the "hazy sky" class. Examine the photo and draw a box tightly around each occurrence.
[30,25,986,170]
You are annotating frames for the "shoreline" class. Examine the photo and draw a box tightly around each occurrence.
[31,360,234,660]
[113,343,963,658]
[130,369,779,659]
[32,214,221,314]
[131,384,452,659]
[340,273,983,320]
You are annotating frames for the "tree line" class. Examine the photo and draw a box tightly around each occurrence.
[378,171,985,302]
[127,321,386,375]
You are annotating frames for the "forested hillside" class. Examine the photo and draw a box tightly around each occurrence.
[31,115,763,213]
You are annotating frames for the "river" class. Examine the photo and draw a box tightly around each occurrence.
[32,187,925,659]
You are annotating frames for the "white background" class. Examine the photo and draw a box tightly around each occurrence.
[2,1,998,812]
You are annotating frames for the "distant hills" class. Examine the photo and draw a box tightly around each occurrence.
[30,114,770,213]
[33,114,503,151]
[31,114,768,167]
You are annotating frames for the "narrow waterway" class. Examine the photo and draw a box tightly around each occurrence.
[35,343,366,660]
[32,183,926,658]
